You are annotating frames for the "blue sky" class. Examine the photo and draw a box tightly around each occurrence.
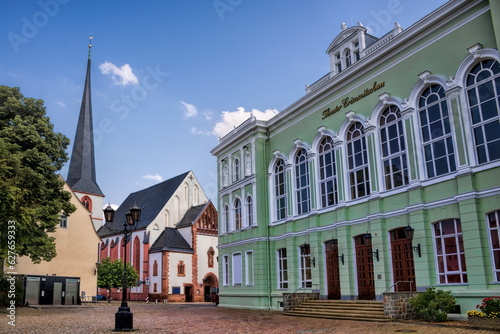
[1,0,447,208]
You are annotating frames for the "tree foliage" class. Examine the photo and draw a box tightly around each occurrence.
[97,257,140,292]
[0,86,75,265]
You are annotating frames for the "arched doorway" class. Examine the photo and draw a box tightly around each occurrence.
[202,273,218,302]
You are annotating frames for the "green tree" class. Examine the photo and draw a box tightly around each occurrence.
[97,257,140,299]
[0,86,75,267]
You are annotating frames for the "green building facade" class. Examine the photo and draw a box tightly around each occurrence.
[211,0,500,315]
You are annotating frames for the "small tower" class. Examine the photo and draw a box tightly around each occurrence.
[67,35,105,231]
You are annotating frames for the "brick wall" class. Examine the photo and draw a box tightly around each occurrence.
[383,292,418,320]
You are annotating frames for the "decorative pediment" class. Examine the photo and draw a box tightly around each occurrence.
[326,25,366,54]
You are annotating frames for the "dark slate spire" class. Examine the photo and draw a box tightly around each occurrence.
[67,35,104,196]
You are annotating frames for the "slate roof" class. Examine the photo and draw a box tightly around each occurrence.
[176,203,207,229]
[97,171,190,237]
[149,227,193,253]
[67,54,104,196]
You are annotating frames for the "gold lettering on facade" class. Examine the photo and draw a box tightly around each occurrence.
[321,81,385,120]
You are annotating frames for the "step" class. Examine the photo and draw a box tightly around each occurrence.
[283,300,390,322]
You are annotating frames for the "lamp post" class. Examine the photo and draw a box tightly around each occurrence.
[103,204,142,332]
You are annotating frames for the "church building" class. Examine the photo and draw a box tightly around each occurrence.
[211,0,500,315]
[13,39,102,304]
[97,171,219,303]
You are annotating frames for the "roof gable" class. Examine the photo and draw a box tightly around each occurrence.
[150,227,193,253]
[98,171,190,237]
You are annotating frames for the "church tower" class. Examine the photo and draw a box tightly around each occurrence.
[67,35,105,231]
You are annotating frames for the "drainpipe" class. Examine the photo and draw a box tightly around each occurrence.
[263,131,272,310]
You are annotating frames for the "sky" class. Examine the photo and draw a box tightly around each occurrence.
[1,0,448,208]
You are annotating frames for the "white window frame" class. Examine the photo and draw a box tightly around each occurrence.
[245,251,254,286]
[379,105,409,190]
[233,198,242,230]
[487,210,500,282]
[274,159,287,221]
[299,244,312,288]
[433,219,468,285]
[245,195,253,227]
[418,84,457,178]
[466,59,500,164]
[295,148,311,215]
[277,248,288,289]
[232,253,242,286]
[318,136,338,208]
[346,122,370,200]
[222,255,229,286]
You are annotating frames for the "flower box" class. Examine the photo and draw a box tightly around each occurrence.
[468,317,500,329]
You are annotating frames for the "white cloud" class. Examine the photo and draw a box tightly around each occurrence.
[99,61,138,86]
[191,127,212,136]
[212,107,278,138]
[203,112,213,120]
[143,173,163,182]
[180,101,198,118]
[57,101,66,107]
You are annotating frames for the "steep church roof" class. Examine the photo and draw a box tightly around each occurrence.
[67,37,104,196]
[97,171,190,237]
[149,227,194,253]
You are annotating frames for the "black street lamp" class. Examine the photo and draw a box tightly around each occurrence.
[103,203,142,332]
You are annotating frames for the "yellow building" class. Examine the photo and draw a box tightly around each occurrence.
[14,181,101,304]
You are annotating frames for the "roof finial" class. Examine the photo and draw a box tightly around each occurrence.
[88,33,93,59]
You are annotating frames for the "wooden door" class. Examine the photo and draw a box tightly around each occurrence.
[390,228,416,291]
[325,240,341,299]
[355,235,375,300]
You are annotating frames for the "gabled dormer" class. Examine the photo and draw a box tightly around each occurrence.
[326,22,378,75]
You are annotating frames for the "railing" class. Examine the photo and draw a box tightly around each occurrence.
[378,281,415,300]
[283,284,320,312]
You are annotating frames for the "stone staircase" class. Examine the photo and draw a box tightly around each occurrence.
[283,300,391,322]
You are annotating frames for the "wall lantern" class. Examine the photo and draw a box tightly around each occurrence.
[338,254,345,265]
[404,225,422,258]
[363,233,379,262]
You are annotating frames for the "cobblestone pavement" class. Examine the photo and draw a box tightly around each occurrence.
[1,302,498,334]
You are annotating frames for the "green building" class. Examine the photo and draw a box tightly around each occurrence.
[210,0,500,315]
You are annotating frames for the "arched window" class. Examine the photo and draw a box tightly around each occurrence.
[466,59,500,163]
[234,198,242,230]
[380,106,409,189]
[245,196,253,226]
[193,185,199,205]
[164,210,170,226]
[133,236,140,272]
[233,158,240,181]
[81,196,92,212]
[295,149,310,215]
[345,49,351,68]
[177,261,185,276]
[418,84,456,178]
[223,204,230,232]
[274,159,287,220]
[318,137,338,208]
[153,260,159,276]
[433,219,467,284]
[347,123,370,199]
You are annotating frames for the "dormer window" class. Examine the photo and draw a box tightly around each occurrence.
[354,41,360,61]
[335,53,342,73]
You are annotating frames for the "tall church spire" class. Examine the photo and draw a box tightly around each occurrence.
[67,35,104,196]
